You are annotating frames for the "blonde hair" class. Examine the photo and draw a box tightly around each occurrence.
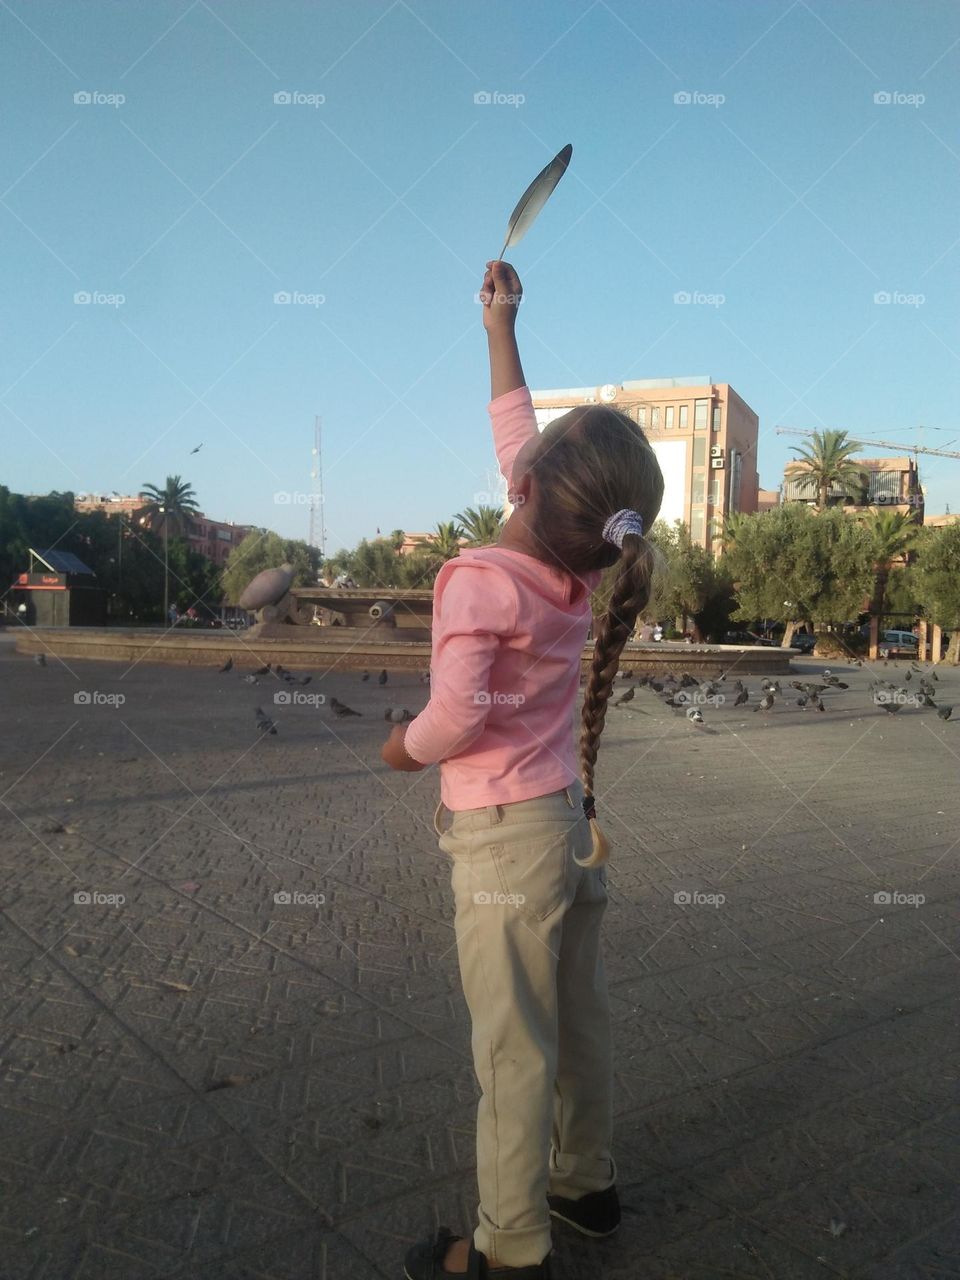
[526,407,664,866]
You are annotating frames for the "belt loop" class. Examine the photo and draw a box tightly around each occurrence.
[486,803,502,826]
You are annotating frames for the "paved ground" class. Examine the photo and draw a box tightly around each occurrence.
[1,635,958,1279]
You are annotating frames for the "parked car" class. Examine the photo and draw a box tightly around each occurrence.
[878,629,919,658]
[791,631,817,653]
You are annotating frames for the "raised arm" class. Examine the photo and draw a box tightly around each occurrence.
[481,260,525,399]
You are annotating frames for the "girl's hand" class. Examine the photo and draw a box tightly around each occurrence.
[381,723,425,772]
[480,260,522,332]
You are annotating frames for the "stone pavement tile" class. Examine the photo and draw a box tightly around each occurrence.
[181,1224,389,1280]
[628,1213,846,1280]
[744,1146,960,1278]
[863,1213,960,1279]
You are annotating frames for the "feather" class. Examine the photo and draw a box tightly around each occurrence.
[498,143,573,260]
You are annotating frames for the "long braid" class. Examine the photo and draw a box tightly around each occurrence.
[576,533,656,866]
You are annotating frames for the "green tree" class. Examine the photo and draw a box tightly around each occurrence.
[454,505,504,547]
[221,530,320,604]
[137,475,200,537]
[724,505,874,643]
[785,430,866,510]
[426,520,464,561]
[914,523,960,664]
[863,508,922,632]
[390,529,405,558]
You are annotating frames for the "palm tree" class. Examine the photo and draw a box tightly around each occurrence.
[138,476,200,537]
[865,508,922,631]
[390,529,405,558]
[454,505,504,547]
[786,431,866,510]
[138,476,200,622]
[426,520,464,561]
[719,510,751,552]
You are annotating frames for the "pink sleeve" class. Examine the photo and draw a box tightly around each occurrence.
[403,562,518,765]
[489,385,538,487]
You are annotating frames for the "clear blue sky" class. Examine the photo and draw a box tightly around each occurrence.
[2,0,958,555]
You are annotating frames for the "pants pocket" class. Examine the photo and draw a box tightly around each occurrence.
[490,820,578,922]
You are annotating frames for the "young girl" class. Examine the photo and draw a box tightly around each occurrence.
[382,261,664,1279]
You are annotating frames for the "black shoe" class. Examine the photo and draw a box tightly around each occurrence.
[403,1227,551,1279]
[547,1184,620,1237]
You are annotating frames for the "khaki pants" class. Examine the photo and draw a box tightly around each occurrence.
[434,780,616,1268]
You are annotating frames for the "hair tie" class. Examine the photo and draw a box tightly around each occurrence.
[602,509,644,548]
[582,794,597,820]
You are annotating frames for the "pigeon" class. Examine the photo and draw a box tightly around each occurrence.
[755,692,775,713]
[679,673,698,688]
[219,657,233,673]
[384,707,414,723]
[330,696,361,718]
[734,687,749,706]
[904,671,912,682]
[796,695,808,708]
[254,706,277,735]
[361,669,371,682]
[761,679,781,694]
[240,674,259,685]
[34,653,46,667]
[274,664,288,678]
[190,443,203,453]
[811,694,825,712]
[874,694,901,714]
[931,671,939,682]
[253,664,271,675]
[936,705,953,721]
[921,694,936,708]
[614,686,635,706]
[378,669,388,686]
[686,707,704,726]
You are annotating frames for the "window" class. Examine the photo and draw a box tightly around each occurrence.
[679,404,689,429]
[709,479,723,506]
[691,471,705,504]
[694,399,708,429]
[690,509,705,541]
[692,437,706,466]
[713,404,722,431]
[665,405,675,429]
[650,406,660,428]
[636,406,646,428]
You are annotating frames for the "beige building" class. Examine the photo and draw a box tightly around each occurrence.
[74,493,250,567]
[529,377,760,552]
[782,455,923,519]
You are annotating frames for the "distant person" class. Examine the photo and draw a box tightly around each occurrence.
[638,621,653,642]
[382,260,664,1279]
[167,604,179,625]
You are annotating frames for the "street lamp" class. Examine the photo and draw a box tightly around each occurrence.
[160,505,169,623]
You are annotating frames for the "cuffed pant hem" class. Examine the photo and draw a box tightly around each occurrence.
[474,1219,552,1270]
[547,1148,617,1200]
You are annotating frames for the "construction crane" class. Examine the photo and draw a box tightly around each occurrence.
[775,426,960,461]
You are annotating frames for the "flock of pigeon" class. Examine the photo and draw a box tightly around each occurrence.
[215,658,418,737]
[612,661,953,729]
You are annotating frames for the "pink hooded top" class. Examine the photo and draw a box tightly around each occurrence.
[403,386,601,810]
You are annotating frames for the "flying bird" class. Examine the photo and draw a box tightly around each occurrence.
[218,657,233,673]
[190,443,203,454]
[384,707,415,723]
